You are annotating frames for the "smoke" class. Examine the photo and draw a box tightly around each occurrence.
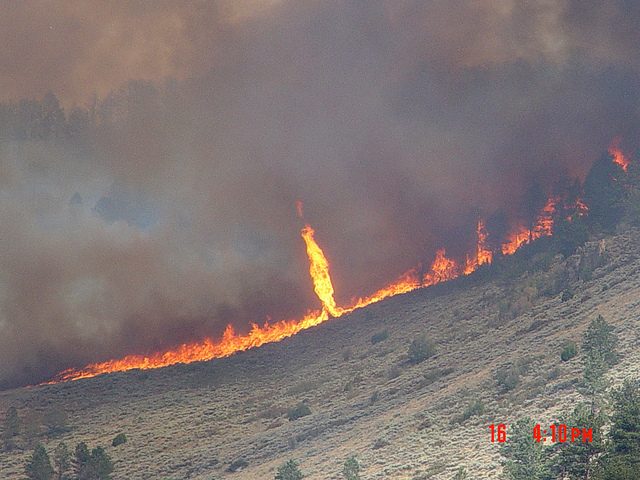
[1,0,640,387]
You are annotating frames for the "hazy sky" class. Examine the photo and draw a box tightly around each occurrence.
[1,0,639,387]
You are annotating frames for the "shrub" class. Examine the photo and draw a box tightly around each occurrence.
[275,459,303,480]
[452,399,484,424]
[408,334,436,364]
[496,367,520,392]
[560,341,578,362]
[227,458,249,472]
[342,455,360,480]
[561,290,574,302]
[287,403,311,421]
[372,437,390,449]
[111,433,127,447]
[371,330,389,344]
[452,467,468,480]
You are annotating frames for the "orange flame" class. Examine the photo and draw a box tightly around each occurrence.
[300,225,342,317]
[464,219,493,274]
[501,197,556,255]
[48,198,563,384]
[609,136,630,172]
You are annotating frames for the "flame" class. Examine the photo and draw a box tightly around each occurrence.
[501,197,556,255]
[609,136,630,172]
[300,225,342,317]
[464,219,493,274]
[48,197,566,384]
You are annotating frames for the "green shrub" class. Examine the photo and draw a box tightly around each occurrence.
[342,455,360,480]
[111,433,127,447]
[371,330,389,344]
[287,403,311,421]
[275,459,303,480]
[408,334,436,364]
[560,341,578,362]
[495,359,531,393]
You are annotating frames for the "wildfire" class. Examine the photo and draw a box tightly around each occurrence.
[300,225,342,317]
[48,196,566,384]
[464,219,493,274]
[609,136,630,172]
[501,197,556,255]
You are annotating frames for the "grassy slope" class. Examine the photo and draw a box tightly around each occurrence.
[2,230,640,479]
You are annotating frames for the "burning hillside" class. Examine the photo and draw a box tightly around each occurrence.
[49,178,604,384]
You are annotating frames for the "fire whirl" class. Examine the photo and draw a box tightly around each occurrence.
[47,192,596,384]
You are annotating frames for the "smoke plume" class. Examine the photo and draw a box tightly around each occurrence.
[1,0,640,387]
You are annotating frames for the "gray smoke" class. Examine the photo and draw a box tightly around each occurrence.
[1,0,639,387]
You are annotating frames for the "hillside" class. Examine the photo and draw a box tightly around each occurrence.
[2,229,640,480]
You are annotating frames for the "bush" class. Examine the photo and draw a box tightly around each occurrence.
[371,330,389,344]
[111,433,127,447]
[560,341,578,362]
[227,458,249,472]
[407,334,436,364]
[342,455,360,480]
[452,399,484,424]
[287,403,311,421]
[496,367,520,392]
[275,459,303,480]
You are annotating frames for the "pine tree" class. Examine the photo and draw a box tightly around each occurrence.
[552,403,606,479]
[600,380,640,478]
[53,442,70,480]
[582,315,618,407]
[25,443,54,480]
[584,154,626,232]
[275,459,304,480]
[500,417,551,480]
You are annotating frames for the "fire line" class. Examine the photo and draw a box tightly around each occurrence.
[47,187,604,385]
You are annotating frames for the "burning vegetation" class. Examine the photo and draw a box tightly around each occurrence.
[47,142,633,384]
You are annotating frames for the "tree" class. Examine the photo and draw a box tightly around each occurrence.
[584,154,626,232]
[342,455,360,480]
[2,406,20,451]
[53,442,70,480]
[275,459,303,480]
[582,315,618,406]
[552,403,606,479]
[500,417,551,480]
[25,443,54,480]
[86,446,114,480]
[74,442,90,479]
[600,380,640,478]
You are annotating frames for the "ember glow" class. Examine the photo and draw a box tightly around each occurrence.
[609,137,630,172]
[48,199,561,384]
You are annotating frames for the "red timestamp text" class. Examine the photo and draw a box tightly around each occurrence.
[488,423,593,443]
